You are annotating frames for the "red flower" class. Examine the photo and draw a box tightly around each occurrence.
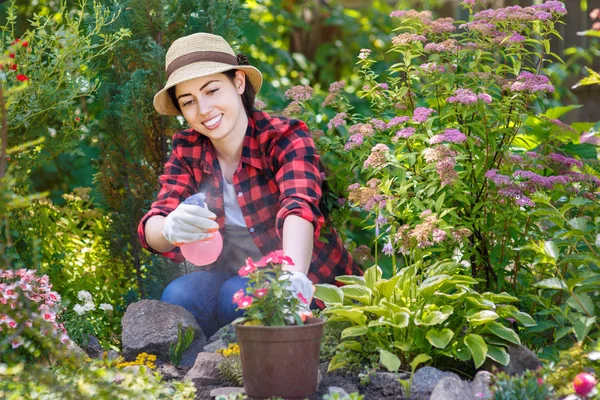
[21,41,28,47]
[254,288,269,298]
[238,261,257,277]
[573,372,596,396]
[232,289,245,304]
[75,117,81,122]
[298,292,308,305]
[9,54,14,59]
[16,74,28,82]
[236,295,253,309]
[11,64,17,71]
[11,38,20,45]
[260,250,295,266]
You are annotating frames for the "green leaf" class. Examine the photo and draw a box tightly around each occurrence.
[534,278,566,290]
[482,292,519,303]
[360,305,391,318]
[380,350,401,372]
[365,265,382,290]
[481,322,521,345]
[341,325,369,339]
[314,284,344,304]
[418,275,450,297]
[376,275,402,300]
[341,285,372,305]
[327,352,347,372]
[338,340,364,352]
[335,275,367,286]
[410,353,432,373]
[464,334,488,368]
[325,308,366,326]
[568,217,588,232]
[543,241,559,262]
[510,311,537,327]
[570,314,597,343]
[486,345,510,366]
[567,293,595,316]
[544,105,582,120]
[426,328,455,349]
[466,310,500,326]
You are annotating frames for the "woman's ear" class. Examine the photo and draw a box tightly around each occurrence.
[234,70,246,95]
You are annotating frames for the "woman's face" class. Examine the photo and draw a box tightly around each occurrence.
[175,71,247,142]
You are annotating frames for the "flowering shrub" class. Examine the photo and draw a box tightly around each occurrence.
[58,289,118,350]
[217,343,243,386]
[545,342,600,398]
[116,352,157,369]
[283,0,600,356]
[233,251,312,326]
[0,268,70,362]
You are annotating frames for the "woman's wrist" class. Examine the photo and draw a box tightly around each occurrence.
[145,215,176,253]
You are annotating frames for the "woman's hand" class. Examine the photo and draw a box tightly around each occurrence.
[162,203,219,245]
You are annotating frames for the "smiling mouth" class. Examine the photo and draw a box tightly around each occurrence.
[203,114,223,128]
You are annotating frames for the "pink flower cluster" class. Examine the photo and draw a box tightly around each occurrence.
[328,112,347,130]
[423,145,459,186]
[430,128,467,144]
[394,211,471,253]
[284,85,313,102]
[412,107,436,123]
[392,33,427,46]
[1,269,69,349]
[322,80,346,107]
[387,116,410,129]
[392,127,416,142]
[509,72,555,93]
[364,144,390,169]
[424,39,458,53]
[419,62,446,73]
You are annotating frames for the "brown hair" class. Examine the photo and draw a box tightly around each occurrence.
[167,69,256,117]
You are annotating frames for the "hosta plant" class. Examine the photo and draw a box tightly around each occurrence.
[314,263,536,372]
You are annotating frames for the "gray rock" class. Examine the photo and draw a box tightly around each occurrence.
[184,352,224,387]
[106,349,120,360]
[210,387,245,397]
[470,371,493,399]
[157,363,183,380]
[327,387,350,397]
[207,324,237,345]
[429,375,474,400]
[483,344,541,376]
[410,366,460,400]
[121,300,206,368]
[363,371,406,398]
[203,339,227,354]
[85,335,103,358]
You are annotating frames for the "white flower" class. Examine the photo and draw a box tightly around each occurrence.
[82,302,96,312]
[99,303,113,311]
[73,304,86,316]
[77,290,93,303]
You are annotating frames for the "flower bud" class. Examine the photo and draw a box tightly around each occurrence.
[573,372,596,396]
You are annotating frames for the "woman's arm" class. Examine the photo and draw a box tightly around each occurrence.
[282,214,314,275]
[144,215,175,253]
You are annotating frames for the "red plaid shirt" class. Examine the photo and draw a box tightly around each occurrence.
[138,110,362,284]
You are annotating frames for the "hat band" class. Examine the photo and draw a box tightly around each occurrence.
[166,51,238,79]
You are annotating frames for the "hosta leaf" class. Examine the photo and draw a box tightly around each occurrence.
[335,275,366,286]
[341,285,372,305]
[426,328,454,349]
[338,340,363,352]
[487,345,510,366]
[392,311,410,328]
[360,305,391,318]
[418,275,450,297]
[464,334,488,368]
[314,284,344,305]
[380,349,401,372]
[509,311,537,327]
[482,292,519,303]
[410,353,432,372]
[341,325,369,339]
[481,322,521,345]
[364,265,382,290]
[467,310,500,326]
[376,274,402,300]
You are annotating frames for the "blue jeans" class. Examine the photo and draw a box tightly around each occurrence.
[160,269,248,338]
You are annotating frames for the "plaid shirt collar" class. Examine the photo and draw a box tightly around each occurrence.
[197,115,265,175]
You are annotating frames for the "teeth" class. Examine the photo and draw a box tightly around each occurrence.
[204,114,222,127]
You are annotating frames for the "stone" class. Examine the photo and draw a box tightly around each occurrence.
[207,324,236,344]
[203,339,227,354]
[157,363,183,380]
[318,362,360,397]
[483,344,541,376]
[327,387,350,397]
[121,299,206,368]
[429,375,475,400]
[183,352,224,387]
[85,335,103,359]
[410,366,460,400]
[210,387,245,397]
[470,370,493,399]
[106,349,120,360]
[362,371,406,398]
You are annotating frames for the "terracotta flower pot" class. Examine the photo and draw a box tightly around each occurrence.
[235,316,325,399]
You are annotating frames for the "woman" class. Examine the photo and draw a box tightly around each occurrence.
[138,32,361,338]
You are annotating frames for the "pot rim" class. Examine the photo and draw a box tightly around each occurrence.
[234,316,325,330]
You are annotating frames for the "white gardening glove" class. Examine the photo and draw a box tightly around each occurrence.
[162,202,219,245]
[279,271,315,312]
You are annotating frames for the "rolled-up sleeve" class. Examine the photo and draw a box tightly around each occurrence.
[272,121,324,241]
[137,135,197,262]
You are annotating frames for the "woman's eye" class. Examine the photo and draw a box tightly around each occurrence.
[182,100,193,107]
[207,88,219,95]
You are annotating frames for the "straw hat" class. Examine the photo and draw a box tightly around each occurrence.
[153,33,263,116]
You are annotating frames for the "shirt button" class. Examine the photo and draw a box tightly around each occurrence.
[249,227,255,233]
[237,192,243,197]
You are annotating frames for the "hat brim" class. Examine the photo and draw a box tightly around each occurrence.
[153,62,263,116]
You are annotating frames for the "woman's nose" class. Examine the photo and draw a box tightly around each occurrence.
[197,98,213,115]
